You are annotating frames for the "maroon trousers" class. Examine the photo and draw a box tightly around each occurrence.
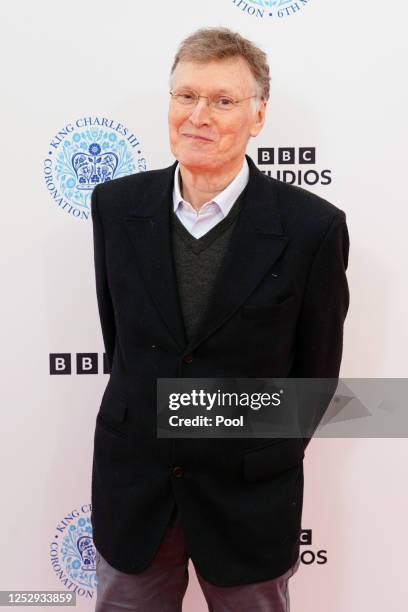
[95,509,301,611]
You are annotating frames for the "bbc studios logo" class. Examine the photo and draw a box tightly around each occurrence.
[300,529,327,566]
[49,353,109,375]
[258,147,332,187]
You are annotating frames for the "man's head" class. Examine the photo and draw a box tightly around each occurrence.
[168,27,270,173]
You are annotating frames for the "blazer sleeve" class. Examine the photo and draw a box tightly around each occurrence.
[292,211,350,450]
[91,185,116,372]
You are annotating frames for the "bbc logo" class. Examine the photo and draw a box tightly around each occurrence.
[49,353,109,375]
[258,148,316,165]
[300,529,312,546]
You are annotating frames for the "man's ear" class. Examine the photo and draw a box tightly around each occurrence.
[250,100,267,137]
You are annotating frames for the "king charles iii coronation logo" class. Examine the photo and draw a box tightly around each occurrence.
[43,117,147,220]
[231,0,310,18]
[49,504,98,600]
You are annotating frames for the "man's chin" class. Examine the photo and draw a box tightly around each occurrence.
[177,151,219,171]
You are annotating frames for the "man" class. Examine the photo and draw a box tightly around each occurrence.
[91,27,350,611]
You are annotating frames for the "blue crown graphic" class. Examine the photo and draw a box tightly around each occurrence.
[77,535,96,571]
[71,143,118,190]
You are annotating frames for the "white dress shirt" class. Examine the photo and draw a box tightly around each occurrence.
[172,157,249,238]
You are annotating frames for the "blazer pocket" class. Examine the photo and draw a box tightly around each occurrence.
[241,295,296,320]
[243,438,304,482]
[97,383,128,428]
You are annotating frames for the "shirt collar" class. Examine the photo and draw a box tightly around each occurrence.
[173,157,249,217]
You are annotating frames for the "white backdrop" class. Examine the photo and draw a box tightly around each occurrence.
[1,0,408,610]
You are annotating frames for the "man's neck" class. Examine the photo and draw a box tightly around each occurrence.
[179,158,245,212]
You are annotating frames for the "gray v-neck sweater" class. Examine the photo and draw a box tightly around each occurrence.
[171,189,247,342]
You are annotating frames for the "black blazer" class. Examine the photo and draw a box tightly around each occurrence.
[90,153,350,586]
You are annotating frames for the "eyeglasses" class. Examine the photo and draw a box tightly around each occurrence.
[169,89,258,112]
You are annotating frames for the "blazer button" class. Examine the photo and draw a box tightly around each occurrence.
[183,353,194,364]
[172,466,184,478]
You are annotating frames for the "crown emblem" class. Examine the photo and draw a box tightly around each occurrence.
[77,535,96,571]
[71,143,118,190]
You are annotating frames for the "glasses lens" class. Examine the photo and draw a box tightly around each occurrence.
[174,91,196,105]
[212,96,235,111]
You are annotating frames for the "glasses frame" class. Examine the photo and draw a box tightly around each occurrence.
[169,89,259,112]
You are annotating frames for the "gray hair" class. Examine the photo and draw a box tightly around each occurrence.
[169,26,270,108]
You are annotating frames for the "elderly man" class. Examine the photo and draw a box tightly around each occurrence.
[91,27,350,611]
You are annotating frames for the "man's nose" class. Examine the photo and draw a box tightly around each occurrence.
[188,98,211,125]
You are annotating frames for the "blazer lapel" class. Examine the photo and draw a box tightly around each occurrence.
[122,154,288,354]
[123,160,188,352]
[185,154,288,352]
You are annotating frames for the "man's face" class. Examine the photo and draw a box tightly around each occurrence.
[168,57,266,172]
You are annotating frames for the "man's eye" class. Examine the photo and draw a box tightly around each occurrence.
[180,93,195,100]
[216,97,234,107]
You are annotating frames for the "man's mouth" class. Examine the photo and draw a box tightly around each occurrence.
[182,134,213,142]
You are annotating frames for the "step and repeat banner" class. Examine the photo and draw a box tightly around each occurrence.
[1,1,407,610]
